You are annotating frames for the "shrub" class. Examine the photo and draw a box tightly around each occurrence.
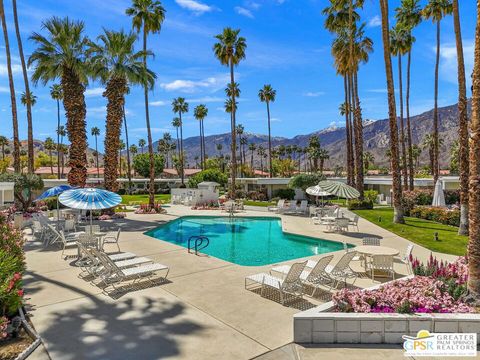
[410,206,460,227]
[0,173,44,210]
[402,189,434,215]
[288,173,326,191]
[132,153,164,178]
[247,191,266,201]
[444,190,460,205]
[134,203,166,214]
[188,169,228,189]
[274,188,295,200]
[347,199,373,210]
[363,190,378,203]
[117,188,126,195]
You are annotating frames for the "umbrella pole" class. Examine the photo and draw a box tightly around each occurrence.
[56,197,60,230]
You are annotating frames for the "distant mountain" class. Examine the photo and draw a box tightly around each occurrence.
[147,101,469,169]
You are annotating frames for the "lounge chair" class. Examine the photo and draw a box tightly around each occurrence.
[295,200,308,216]
[348,215,360,231]
[102,228,121,252]
[369,255,395,281]
[271,255,334,297]
[281,201,297,215]
[325,251,359,288]
[268,199,285,213]
[245,261,307,305]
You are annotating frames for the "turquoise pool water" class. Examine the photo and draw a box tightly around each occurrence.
[145,216,350,266]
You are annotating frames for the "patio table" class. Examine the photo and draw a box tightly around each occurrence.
[354,245,400,270]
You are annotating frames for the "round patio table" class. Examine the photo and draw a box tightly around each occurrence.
[354,245,400,270]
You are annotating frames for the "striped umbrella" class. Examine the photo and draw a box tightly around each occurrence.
[34,185,75,228]
[317,180,360,199]
[59,188,121,225]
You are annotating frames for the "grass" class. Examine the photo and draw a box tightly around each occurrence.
[243,200,277,207]
[352,207,467,256]
[121,194,171,205]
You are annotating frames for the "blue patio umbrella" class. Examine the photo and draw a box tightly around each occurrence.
[34,185,75,227]
[59,188,122,225]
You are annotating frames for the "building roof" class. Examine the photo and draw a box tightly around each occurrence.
[162,168,202,176]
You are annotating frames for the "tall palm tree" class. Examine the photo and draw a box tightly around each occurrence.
[0,0,20,173]
[162,132,172,167]
[194,104,208,170]
[380,0,404,224]
[123,87,133,193]
[50,84,64,178]
[451,0,469,236]
[91,127,100,176]
[318,148,330,174]
[138,138,146,154]
[467,0,480,300]
[363,151,374,172]
[57,126,67,177]
[118,140,126,177]
[90,29,155,192]
[0,136,8,160]
[29,17,90,186]
[20,90,37,170]
[44,137,55,175]
[12,0,35,173]
[395,0,422,190]
[248,143,256,169]
[172,118,181,161]
[172,97,188,186]
[258,84,276,178]
[422,0,453,183]
[213,27,247,196]
[126,0,165,208]
[235,124,244,176]
[390,25,411,189]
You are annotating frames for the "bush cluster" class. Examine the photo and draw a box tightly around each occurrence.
[273,188,295,200]
[410,206,460,227]
[347,199,373,210]
[187,169,228,189]
[246,191,266,201]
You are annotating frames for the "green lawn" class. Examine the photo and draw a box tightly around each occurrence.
[243,200,277,207]
[353,207,467,256]
[121,194,171,205]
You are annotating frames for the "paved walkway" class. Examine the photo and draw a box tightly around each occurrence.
[23,206,458,360]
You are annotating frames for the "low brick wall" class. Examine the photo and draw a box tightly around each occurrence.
[294,277,480,345]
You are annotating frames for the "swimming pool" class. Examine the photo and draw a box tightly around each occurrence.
[145,216,351,266]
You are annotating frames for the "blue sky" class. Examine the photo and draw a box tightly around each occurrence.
[0,0,476,152]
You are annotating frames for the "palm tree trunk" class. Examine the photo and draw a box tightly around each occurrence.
[179,113,184,185]
[0,0,20,173]
[199,120,203,170]
[406,50,415,190]
[123,104,132,194]
[95,137,99,177]
[49,150,53,174]
[353,71,364,199]
[12,0,34,174]
[62,67,87,186]
[433,20,441,183]
[202,119,206,169]
[347,74,356,187]
[175,128,180,160]
[142,28,155,207]
[56,100,61,179]
[398,54,408,189]
[380,0,404,224]
[229,59,237,196]
[467,0,480,302]
[343,76,352,186]
[452,0,469,236]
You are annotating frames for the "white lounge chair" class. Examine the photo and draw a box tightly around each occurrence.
[245,261,307,305]
[102,228,121,252]
[325,251,359,289]
[295,200,308,216]
[281,201,297,215]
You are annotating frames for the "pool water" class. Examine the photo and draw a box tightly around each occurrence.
[145,216,351,266]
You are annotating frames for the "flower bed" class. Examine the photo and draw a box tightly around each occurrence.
[134,203,166,214]
[191,201,220,210]
[410,206,460,227]
[332,256,471,314]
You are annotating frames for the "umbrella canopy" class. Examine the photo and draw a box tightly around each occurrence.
[306,185,331,197]
[317,180,360,199]
[432,180,446,207]
[59,188,121,210]
[34,185,74,201]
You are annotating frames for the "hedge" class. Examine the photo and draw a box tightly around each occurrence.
[410,206,460,227]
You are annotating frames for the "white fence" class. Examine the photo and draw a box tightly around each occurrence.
[171,188,219,206]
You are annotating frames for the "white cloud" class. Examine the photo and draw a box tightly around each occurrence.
[270,117,281,122]
[0,63,22,76]
[235,6,254,18]
[159,74,230,93]
[303,91,325,97]
[130,127,171,134]
[368,15,382,28]
[438,40,474,86]
[245,1,260,10]
[85,87,104,97]
[0,86,9,93]
[150,100,168,106]
[175,0,213,14]
[187,96,225,103]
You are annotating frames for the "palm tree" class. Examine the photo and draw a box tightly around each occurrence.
[380,0,404,224]
[467,0,480,301]
[162,132,172,168]
[50,84,64,178]
[258,84,276,178]
[318,148,330,174]
[213,27,247,196]
[12,0,35,173]
[390,25,411,189]
[451,0,469,236]
[172,97,189,186]
[248,143,256,169]
[20,90,37,171]
[29,17,90,186]
[57,125,67,178]
[412,144,421,170]
[235,124,244,176]
[395,0,422,190]
[172,118,181,162]
[363,151,375,173]
[194,104,208,170]
[44,137,55,175]
[138,138,146,154]
[123,87,133,193]
[118,140,126,177]
[422,0,452,183]
[91,127,100,176]
[257,145,265,173]
[90,29,155,192]
[0,136,8,160]
[126,0,166,208]
[0,0,20,173]
[130,144,138,157]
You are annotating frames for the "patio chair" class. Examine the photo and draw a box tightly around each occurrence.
[325,251,359,288]
[85,225,101,235]
[271,255,334,297]
[63,219,77,233]
[102,228,121,252]
[362,237,381,246]
[295,200,308,216]
[396,244,414,274]
[31,220,45,242]
[335,218,349,233]
[348,214,360,231]
[281,201,297,215]
[245,261,307,305]
[268,199,285,213]
[369,255,395,282]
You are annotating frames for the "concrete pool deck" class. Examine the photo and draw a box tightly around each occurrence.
[24,206,459,360]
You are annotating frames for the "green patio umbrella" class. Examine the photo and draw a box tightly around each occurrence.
[317,180,360,199]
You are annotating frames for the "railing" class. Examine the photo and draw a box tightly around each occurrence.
[187,235,210,256]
